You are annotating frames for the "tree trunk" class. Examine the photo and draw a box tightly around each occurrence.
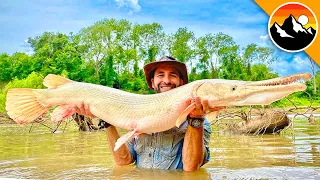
[210,61,216,78]
[309,56,317,95]
[313,76,317,95]
[73,114,99,131]
[226,111,289,134]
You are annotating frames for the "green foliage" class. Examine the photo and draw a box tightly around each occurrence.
[249,64,278,81]
[0,53,12,82]
[0,72,44,113]
[132,23,165,64]
[169,27,195,63]
[271,92,320,107]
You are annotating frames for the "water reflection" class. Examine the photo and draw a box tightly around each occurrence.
[206,166,320,179]
[0,119,319,179]
[207,134,298,168]
[107,166,211,180]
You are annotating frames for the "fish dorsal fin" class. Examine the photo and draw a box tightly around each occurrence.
[176,102,196,128]
[43,74,73,88]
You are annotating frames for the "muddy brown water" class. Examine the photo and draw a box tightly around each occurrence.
[0,117,319,179]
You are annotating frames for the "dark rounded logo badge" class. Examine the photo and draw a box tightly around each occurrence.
[268,2,318,52]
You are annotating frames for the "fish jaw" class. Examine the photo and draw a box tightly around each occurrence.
[247,72,311,86]
[229,90,300,106]
[197,73,311,107]
[229,78,307,106]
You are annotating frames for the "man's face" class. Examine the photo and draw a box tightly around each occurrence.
[151,65,184,93]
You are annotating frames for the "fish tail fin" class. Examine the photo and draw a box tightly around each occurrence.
[6,88,49,124]
[114,130,140,151]
[43,74,73,88]
[51,105,76,123]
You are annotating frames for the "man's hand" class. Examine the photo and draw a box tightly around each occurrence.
[188,97,226,118]
[73,103,96,118]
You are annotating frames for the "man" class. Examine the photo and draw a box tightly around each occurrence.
[77,56,223,171]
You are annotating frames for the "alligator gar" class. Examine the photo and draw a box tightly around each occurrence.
[6,73,311,150]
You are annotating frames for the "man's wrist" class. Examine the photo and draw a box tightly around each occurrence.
[98,119,112,129]
[187,116,204,128]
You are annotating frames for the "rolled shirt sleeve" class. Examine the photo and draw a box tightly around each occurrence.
[126,138,137,162]
[202,119,212,165]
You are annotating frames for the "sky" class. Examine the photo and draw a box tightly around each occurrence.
[0,0,318,76]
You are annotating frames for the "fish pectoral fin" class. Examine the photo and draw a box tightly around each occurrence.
[114,129,140,151]
[207,111,219,124]
[43,74,74,88]
[176,102,196,128]
[51,105,76,123]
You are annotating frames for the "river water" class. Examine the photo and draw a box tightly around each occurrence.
[0,118,319,179]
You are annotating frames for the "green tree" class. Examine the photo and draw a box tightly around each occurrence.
[132,23,165,64]
[10,52,34,79]
[250,64,278,81]
[79,18,119,81]
[242,43,276,77]
[0,53,12,82]
[195,33,237,78]
[28,32,87,80]
[168,27,195,66]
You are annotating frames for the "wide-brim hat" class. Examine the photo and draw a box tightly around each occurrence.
[143,56,188,90]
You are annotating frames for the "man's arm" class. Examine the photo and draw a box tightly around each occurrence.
[182,97,224,171]
[106,126,134,166]
[182,119,205,171]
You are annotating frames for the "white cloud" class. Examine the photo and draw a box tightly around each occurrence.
[270,54,314,76]
[115,0,141,13]
[259,34,269,41]
[257,34,275,47]
[292,56,308,71]
[270,59,290,76]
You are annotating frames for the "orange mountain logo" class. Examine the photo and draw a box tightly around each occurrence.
[268,2,318,52]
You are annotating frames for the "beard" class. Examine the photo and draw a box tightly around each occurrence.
[154,82,178,93]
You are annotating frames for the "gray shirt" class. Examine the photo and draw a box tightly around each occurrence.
[126,119,212,170]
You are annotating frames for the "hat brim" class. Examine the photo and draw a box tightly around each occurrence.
[144,60,188,90]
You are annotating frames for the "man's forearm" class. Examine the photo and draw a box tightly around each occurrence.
[182,125,205,171]
[106,126,133,166]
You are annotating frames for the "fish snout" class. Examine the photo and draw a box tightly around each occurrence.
[303,73,312,81]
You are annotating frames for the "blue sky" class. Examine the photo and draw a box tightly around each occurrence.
[0,0,317,76]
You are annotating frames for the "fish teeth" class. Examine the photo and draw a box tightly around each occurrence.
[294,78,305,83]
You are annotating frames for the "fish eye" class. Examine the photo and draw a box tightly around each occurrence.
[232,86,237,91]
